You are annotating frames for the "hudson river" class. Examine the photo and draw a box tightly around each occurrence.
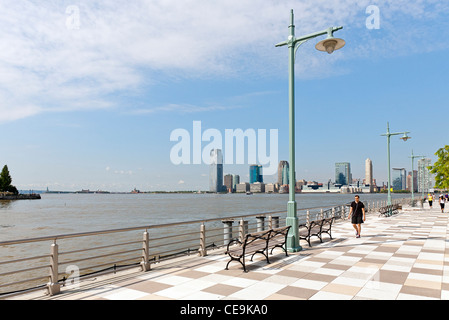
[0,192,410,242]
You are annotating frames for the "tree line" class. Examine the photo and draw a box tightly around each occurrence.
[0,165,18,195]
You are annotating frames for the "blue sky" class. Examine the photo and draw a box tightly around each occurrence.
[1,0,448,192]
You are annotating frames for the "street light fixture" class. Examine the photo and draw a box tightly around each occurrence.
[276,10,345,252]
[381,122,411,209]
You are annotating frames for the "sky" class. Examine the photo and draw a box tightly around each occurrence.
[1,0,448,192]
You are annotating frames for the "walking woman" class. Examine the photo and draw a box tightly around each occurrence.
[347,195,366,238]
[440,195,445,213]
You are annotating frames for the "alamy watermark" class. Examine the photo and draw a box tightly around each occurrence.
[66,5,80,30]
[366,5,380,30]
[170,121,278,175]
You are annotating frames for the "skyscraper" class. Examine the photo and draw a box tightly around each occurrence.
[392,168,406,190]
[335,162,352,185]
[417,158,435,193]
[277,161,289,185]
[209,149,223,192]
[249,165,263,184]
[365,158,373,186]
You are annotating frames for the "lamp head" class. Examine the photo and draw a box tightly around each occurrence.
[316,37,345,54]
[400,133,411,142]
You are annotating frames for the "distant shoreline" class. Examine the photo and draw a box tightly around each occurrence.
[0,193,41,200]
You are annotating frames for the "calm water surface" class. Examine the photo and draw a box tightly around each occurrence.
[0,192,409,241]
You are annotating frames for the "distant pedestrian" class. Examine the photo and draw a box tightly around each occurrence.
[440,195,445,213]
[428,193,433,208]
[348,195,365,238]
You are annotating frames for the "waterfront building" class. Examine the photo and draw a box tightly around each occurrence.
[250,182,265,193]
[224,174,233,193]
[236,182,250,193]
[365,158,373,192]
[335,162,352,185]
[249,165,263,184]
[209,149,223,192]
[417,158,435,193]
[265,183,278,193]
[277,161,289,185]
[232,174,240,192]
[392,168,406,190]
[406,170,418,192]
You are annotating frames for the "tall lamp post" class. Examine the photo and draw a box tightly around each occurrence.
[381,122,411,208]
[409,150,425,205]
[276,10,345,252]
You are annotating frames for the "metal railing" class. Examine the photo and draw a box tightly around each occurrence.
[0,198,410,298]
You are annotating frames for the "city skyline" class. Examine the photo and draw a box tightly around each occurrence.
[1,1,448,192]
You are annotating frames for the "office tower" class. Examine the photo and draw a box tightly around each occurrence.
[224,174,233,192]
[406,170,418,192]
[249,165,263,184]
[417,158,435,193]
[392,168,406,190]
[232,174,240,192]
[365,158,373,185]
[335,162,352,185]
[277,161,289,185]
[209,149,223,192]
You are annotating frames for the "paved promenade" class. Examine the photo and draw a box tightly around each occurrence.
[12,202,449,301]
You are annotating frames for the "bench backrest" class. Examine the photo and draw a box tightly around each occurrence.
[269,225,291,240]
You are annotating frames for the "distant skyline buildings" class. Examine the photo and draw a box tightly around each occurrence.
[249,165,263,184]
[392,168,407,190]
[277,161,289,186]
[209,149,223,192]
[335,162,352,185]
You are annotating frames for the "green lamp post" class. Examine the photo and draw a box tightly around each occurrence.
[409,150,425,205]
[276,9,345,252]
[381,122,411,209]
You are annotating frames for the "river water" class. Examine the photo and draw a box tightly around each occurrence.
[0,192,409,241]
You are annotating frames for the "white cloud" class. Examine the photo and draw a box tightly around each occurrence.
[0,0,447,122]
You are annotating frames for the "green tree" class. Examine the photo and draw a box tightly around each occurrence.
[0,165,18,194]
[428,145,449,190]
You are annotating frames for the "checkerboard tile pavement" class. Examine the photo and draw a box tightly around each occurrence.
[14,204,449,300]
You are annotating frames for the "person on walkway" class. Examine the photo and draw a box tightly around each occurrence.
[428,193,433,208]
[440,195,445,213]
[348,195,365,238]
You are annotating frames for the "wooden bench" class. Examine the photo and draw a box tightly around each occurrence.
[299,217,334,247]
[225,226,291,272]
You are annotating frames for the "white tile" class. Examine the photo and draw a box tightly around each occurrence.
[102,288,149,300]
[309,291,352,300]
[222,277,258,288]
[290,278,328,291]
[229,282,285,300]
[155,275,192,286]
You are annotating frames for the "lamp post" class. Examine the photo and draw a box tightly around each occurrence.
[409,150,425,205]
[381,122,411,208]
[276,10,345,252]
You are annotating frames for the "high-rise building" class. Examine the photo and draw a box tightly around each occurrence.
[335,162,352,185]
[249,165,263,184]
[232,174,240,192]
[209,149,223,192]
[417,158,435,192]
[392,168,406,190]
[365,158,373,185]
[224,174,233,192]
[406,170,418,192]
[277,161,289,185]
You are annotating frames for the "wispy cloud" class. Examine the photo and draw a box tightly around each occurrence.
[0,0,447,122]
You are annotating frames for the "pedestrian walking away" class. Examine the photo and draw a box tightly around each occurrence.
[428,193,433,208]
[347,195,366,238]
[440,195,445,213]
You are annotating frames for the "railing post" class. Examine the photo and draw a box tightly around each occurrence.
[222,219,234,246]
[48,242,60,296]
[199,223,207,257]
[141,230,151,271]
[306,210,310,227]
[332,207,335,218]
[272,216,280,229]
[256,216,265,232]
[320,209,324,220]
